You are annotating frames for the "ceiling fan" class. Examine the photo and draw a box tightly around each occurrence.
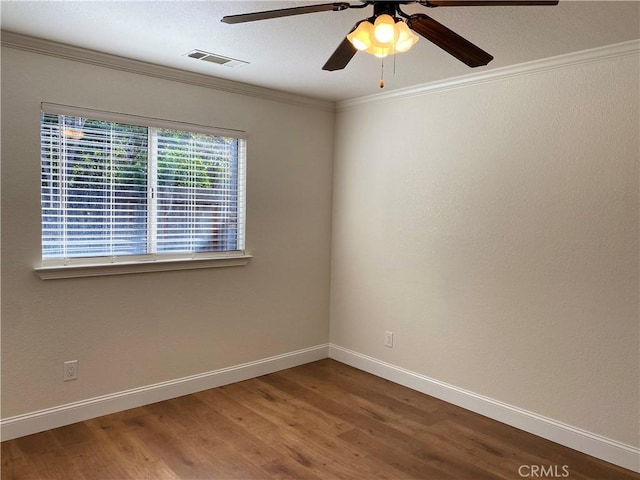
[221,1,559,71]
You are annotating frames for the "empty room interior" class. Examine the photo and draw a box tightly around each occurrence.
[1,1,639,479]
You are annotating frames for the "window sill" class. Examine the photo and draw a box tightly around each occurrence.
[34,254,253,280]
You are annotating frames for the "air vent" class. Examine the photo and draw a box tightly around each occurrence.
[185,49,248,68]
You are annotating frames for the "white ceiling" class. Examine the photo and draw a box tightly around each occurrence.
[1,1,638,102]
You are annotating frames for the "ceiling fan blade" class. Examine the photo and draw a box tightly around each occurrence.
[221,2,350,24]
[322,36,358,71]
[407,13,493,67]
[423,1,558,6]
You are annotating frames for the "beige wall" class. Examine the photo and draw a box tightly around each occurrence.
[331,55,639,447]
[1,46,334,417]
[2,38,638,453]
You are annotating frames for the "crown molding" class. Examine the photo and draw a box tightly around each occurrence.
[0,30,335,113]
[2,31,637,115]
[337,39,640,111]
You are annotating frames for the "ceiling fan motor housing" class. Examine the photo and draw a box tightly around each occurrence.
[371,1,414,19]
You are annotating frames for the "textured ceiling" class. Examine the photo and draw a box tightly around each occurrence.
[1,1,639,101]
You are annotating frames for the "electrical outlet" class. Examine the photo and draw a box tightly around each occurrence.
[63,360,78,381]
[384,331,393,348]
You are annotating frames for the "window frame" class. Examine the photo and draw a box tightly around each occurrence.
[35,103,251,279]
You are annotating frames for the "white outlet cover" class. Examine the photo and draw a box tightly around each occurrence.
[64,360,78,381]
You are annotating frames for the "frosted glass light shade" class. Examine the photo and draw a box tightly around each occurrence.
[394,21,419,53]
[347,21,374,51]
[373,14,395,45]
[368,45,391,58]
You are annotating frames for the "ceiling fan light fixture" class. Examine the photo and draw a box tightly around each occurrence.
[347,16,418,58]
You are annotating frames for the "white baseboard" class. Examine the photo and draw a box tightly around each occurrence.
[0,344,329,442]
[329,344,640,473]
[3,342,638,474]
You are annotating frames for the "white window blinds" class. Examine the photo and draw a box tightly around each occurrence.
[41,106,246,263]
[154,129,243,253]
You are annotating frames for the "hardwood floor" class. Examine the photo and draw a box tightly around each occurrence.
[2,359,638,480]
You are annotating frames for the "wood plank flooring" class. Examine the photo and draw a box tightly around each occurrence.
[2,359,638,480]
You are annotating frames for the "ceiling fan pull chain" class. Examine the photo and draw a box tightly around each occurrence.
[380,57,385,89]
[393,49,397,76]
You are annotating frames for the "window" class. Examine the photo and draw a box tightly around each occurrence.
[38,103,248,277]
